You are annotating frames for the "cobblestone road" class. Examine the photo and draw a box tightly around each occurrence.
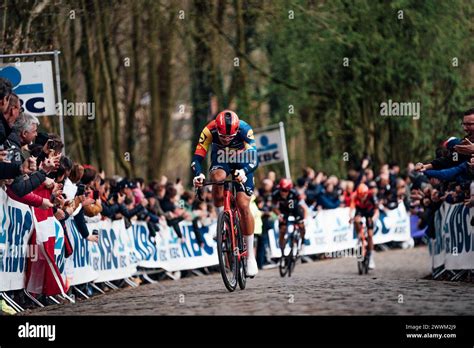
[23,246,474,315]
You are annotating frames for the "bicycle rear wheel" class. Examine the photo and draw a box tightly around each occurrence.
[217,211,238,292]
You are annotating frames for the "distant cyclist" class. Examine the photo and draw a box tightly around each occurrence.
[272,178,306,255]
[349,183,378,269]
[191,110,259,277]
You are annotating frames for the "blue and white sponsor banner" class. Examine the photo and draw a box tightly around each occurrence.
[64,219,97,286]
[268,204,411,258]
[373,204,411,244]
[255,129,283,166]
[0,61,56,116]
[430,204,447,269]
[0,189,35,291]
[430,203,474,270]
[130,221,218,271]
[89,219,137,282]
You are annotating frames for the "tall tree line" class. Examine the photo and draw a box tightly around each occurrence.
[1,0,472,181]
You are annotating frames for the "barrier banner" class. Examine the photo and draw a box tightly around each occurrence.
[430,203,474,270]
[64,219,97,286]
[130,221,218,271]
[0,189,34,291]
[373,204,411,244]
[89,219,137,282]
[430,204,446,269]
[268,204,411,258]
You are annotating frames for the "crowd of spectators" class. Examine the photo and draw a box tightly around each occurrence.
[0,77,220,251]
[409,109,474,238]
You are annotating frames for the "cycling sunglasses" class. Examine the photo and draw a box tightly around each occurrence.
[218,132,237,141]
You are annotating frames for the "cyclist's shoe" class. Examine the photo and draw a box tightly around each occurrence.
[247,256,258,277]
[245,234,258,278]
[368,253,375,269]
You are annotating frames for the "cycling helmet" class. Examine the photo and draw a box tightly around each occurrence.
[216,110,240,136]
[356,183,369,197]
[279,178,293,191]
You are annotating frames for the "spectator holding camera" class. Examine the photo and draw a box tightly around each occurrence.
[4,113,60,197]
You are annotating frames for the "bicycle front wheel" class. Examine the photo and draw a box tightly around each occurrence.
[217,211,238,292]
[236,215,247,290]
[356,239,365,275]
[289,234,299,277]
[279,236,290,277]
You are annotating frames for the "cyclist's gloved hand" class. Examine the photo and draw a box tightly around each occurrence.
[234,169,247,183]
[193,173,205,188]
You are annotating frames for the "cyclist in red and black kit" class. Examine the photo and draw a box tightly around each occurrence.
[349,183,379,269]
[272,178,306,254]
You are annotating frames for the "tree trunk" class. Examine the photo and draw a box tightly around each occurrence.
[189,0,215,178]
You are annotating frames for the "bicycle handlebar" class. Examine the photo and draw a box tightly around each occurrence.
[194,179,252,202]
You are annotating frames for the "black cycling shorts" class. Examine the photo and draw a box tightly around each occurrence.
[355,207,374,229]
[280,207,305,224]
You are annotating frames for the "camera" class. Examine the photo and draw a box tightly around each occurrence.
[0,145,15,162]
[76,183,86,196]
[47,139,57,150]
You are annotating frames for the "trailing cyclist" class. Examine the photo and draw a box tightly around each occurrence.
[349,183,379,269]
[272,178,306,255]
